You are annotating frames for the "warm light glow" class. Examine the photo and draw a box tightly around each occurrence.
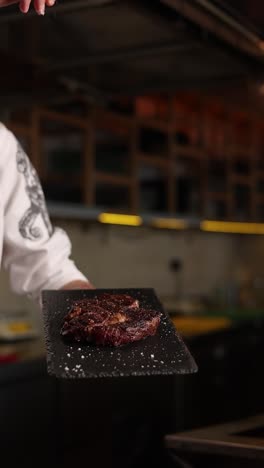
[201,220,264,235]
[151,218,188,230]
[259,83,264,95]
[258,40,264,52]
[98,213,142,226]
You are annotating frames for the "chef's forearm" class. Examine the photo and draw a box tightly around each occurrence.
[0,125,90,300]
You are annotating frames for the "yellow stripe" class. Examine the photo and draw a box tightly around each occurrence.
[201,220,264,235]
[151,218,188,230]
[98,213,142,226]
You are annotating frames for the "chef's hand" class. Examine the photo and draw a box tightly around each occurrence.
[0,0,56,15]
[61,280,95,290]
[20,0,55,14]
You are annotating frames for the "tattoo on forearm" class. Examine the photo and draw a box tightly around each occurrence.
[16,144,53,241]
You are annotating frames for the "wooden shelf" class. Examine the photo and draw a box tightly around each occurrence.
[94,109,132,137]
[139,152,169,169]
[42,173,81,187]
[6,121,31,137]
[38,108,87,129]
[206,191,229,201]
[136,117,172,133]
[255,170,264,179]
[226,145,253,159]
[9,95,264,223]
[95,171,132,187]
[172,144,205,159]
[255,194,264,204]
[230,174,253,185]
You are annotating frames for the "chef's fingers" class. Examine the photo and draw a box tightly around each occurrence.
[34,0,55,14]
[19,0,55,14]
[33,0,45,15]
[19,0,31,13]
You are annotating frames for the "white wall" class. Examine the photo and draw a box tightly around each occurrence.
[64,223,237,296]
[235,236,264,281]
[0,221,238,326]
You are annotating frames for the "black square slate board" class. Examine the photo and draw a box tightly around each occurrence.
[42,288,197,379]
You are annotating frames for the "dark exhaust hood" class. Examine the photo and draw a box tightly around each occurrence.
[209,0,264,38]
[1,0,264,107]
[162,0,264,59]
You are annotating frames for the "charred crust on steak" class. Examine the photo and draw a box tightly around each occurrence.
[61,294,160,347]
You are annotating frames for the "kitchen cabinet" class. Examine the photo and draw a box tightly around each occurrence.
[0,358,175,468]
[139,164,168,212]
[175,322,264,432]
[57,376,175,468]
[0,358,58,464]
[0,320,264,467]
[6,93,264,222]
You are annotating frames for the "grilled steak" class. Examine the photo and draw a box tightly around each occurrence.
[61,293,160,347]
[64,294,139,322]
[91,308,161,347]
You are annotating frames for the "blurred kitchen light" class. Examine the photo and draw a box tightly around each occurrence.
[259,83,264,95]
[151,218,188,230]
[201,220,264,234]
[258,40,264,52]
[98,213,142,226]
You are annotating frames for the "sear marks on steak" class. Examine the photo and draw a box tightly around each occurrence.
[96,293,139,313]
[64,294,139,322]
[61,293,160,347]
[91,308,161,347]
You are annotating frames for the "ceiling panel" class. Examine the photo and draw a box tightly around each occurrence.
[211,0,264,36]
[0,0,263,109]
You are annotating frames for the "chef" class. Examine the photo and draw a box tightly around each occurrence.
[0,1,94,302]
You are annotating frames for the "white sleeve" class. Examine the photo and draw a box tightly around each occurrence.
[0,124,87,301]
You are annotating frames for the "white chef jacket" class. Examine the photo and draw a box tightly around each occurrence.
[0,122,87,301]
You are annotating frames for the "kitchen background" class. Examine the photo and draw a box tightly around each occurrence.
[0,227,259,317]
[1,1,264,467]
